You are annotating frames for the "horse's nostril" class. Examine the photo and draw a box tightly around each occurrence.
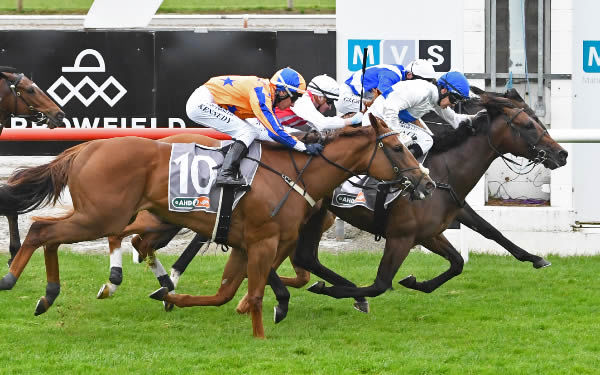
[426,182,436,191]
[56,112,65,121]
[559,150,569,160]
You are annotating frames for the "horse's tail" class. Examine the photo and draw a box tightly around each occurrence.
[0,143,88,215]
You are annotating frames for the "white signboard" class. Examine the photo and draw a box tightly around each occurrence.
[336,0,464,81]
[84,0,163,29]
[572,2,600,221]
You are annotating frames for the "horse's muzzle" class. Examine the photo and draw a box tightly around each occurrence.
[47,110,66,128]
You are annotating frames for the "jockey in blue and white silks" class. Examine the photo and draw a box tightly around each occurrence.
[337,64,406,115]
[364,71,473,158]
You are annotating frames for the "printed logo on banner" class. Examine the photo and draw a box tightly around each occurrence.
[47,49,127,107]
[348,39,451,71]
[583,41,600,73]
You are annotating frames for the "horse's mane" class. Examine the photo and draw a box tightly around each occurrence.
[0,66,17,73]
[429,93,519,154]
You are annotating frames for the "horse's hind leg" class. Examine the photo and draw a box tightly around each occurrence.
[97,235,125,299]
[398,234,464,293]
[457,203,550,268]
[35,244,61,316]
[170,232,208,288]
[311,235,413,300]
[151,247,248,308]
[7,214,21,268]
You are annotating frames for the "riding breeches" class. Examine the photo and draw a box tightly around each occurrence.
[392,121,434,155]
[186,86,269,147]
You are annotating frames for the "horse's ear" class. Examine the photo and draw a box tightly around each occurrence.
[470,85,485,96]
[504,88,525,102]
[368,113,382,133]
[0,66,17,73]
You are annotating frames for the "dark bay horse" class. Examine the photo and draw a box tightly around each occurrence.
[116,88,561,314]
[0,115,433,338]
[291,92,567,304]
[0,67,65,267]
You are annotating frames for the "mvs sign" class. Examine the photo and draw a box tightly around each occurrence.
[583,41,600,73]
[348,39,451,72]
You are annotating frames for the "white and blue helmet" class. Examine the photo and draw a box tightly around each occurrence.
[437,71,470,99]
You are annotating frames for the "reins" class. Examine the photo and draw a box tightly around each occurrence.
[484,107,549,175]
[0,73,47,131]
[245,129,423,217]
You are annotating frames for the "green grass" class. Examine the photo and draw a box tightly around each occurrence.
[1,250,599,374]
[0,0,335,14]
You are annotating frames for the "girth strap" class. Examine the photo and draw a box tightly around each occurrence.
[373,184,390,241]
[436,182,465,208]
[212,185,236,245]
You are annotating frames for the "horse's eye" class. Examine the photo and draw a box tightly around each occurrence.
[26,87,35,94]
[525,122,535,129]
[393,145,404,152]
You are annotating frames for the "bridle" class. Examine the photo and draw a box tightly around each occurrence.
[0,72,48,127]
[484,107,550,174]
[317,129,426,193]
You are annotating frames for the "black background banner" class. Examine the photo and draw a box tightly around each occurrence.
[0,30,336,155]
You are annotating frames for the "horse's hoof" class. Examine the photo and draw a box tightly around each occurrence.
[273,305,287,324]
[307,281,326,294]
[34,297,49,316]
[163,301,175,312]
[398,275,416,288]
[533,259,551,269]
[149,287,168,301]
[353,300,370,314]
[96,284,110,299]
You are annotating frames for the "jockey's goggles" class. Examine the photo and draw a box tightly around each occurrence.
[447,92,464,105]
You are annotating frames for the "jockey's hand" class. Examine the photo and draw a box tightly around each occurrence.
[305,143,324,155]
[347,112,363,126]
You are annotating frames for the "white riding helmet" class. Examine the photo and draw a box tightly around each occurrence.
[307,74,340,100]
[406,59,438,79]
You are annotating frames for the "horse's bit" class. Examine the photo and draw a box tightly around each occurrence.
[0,73,48,126]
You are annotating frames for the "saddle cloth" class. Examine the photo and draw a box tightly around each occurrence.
[331,175,405,211]
[168,140,261,213]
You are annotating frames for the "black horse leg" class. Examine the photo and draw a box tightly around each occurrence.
[398,233,464,293]
[293,202,369,312]
[457,203,550,268]
[310,236,413,299]
[267,267,289,323]
[170,232,208,281]
[7,214,21,267]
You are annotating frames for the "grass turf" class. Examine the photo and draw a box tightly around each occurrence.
[0,0,335,14]
[0,250,599,374]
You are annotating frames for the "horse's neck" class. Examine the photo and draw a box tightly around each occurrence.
[304,138,373,199]
[428,132,497,200]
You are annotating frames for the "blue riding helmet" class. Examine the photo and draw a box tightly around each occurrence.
[270,67,306,96]
[437,71,470,99]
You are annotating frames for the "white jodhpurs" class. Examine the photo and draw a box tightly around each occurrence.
[393,121,434,155]
[186,86,260,147]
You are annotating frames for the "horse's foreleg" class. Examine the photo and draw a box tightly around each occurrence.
[398,234,464,293]
[7,214,21,268]
[245,237,278,338]
[457,203,550,268]
[278,259,311,288]
[35,244,61,316]
[97,235,124,299]
[310,236,413,300]
[291,203,370,312]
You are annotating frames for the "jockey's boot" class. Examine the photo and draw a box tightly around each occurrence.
[216,140,248,186]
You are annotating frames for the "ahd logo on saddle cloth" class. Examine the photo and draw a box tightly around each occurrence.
[168,141,261,213]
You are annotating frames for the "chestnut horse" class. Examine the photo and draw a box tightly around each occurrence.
[0,67,65,267]
[291,92,567,304]
[0,114,434,338]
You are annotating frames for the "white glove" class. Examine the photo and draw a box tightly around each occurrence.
[398,132,414,146]
[349,111,363,125]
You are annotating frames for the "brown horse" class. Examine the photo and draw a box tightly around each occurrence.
[0,114,434,338]
[1,67,65,267]
[289,92,567,304]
